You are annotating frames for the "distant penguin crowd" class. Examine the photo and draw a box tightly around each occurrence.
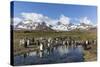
[19,36,97,50]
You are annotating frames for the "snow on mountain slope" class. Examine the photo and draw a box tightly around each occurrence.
[13,12,96,31]
[52,24,69,31]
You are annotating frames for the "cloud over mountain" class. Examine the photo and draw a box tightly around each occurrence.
[21,12,45,23]
[59,14,70,25]
[79,17,92,25]
[14,12,71,26]
[13,12,95,31]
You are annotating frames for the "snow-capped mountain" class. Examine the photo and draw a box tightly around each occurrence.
[51,21,76,31]
[13,12,96,31]
[14,20,53,31]
[14,19,95,31]
[15,20,39,30]
[76,23,94,30]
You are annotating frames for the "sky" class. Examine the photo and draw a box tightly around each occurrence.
[11,1,97,25]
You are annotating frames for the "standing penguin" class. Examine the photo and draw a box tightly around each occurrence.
[40,42,43,51]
